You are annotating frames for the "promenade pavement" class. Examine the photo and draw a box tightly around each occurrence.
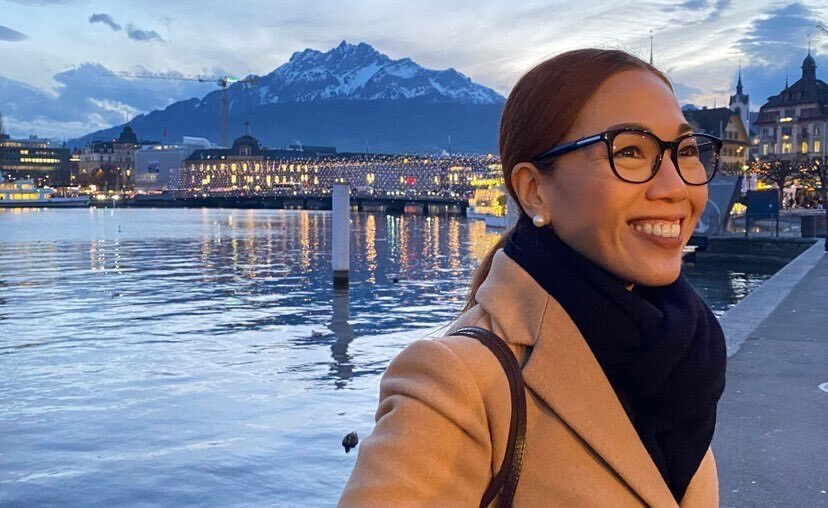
[714,241,827,507]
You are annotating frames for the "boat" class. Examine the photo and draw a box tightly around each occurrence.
[466,179,510,229]
[466,207,510,228]
[0,175,90,208]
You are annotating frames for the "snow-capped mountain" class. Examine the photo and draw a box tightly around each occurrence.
[238,41,504,105]
[74,42,504,153]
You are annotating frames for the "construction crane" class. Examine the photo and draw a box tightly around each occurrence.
[109,71,257,147]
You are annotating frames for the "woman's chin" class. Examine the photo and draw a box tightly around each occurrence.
[621,261,682,287]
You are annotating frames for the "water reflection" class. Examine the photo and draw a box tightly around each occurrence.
[329,288,355,388]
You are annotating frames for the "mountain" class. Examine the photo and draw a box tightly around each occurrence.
[73,41,505,153]
[252,41,503,104]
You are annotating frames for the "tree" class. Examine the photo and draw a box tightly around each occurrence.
[749,156,808,236]
[750,156,806,210]
[800,156,828,209]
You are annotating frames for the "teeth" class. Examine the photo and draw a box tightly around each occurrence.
[630,220,681,239]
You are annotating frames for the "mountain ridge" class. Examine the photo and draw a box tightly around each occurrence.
[73,41,504,153]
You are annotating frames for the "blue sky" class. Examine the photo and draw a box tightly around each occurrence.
[1,0,827,139]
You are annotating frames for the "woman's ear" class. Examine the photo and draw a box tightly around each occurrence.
[511,162,549,221]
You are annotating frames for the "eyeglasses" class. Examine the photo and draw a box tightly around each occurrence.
[532,128,722,185]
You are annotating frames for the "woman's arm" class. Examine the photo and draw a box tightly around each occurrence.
[339,338,493,507]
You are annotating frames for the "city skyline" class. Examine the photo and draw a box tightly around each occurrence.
[1,0,827,139]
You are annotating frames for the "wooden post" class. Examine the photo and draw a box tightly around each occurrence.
[332,182,350,288]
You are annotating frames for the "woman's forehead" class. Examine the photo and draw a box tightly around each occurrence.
[573,70,685,137]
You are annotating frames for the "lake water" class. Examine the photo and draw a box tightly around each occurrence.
[0,208,784,506]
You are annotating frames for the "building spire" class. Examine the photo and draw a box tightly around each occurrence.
[649,30,653,65]
[737,60,743,94]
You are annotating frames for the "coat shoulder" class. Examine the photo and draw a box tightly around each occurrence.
[339,336,499,506]
[378,332,513,421]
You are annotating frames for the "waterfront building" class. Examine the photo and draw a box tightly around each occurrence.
[0,133,71,186]
[683,107,750,173]
[78,126,141,191]
[175,131,486,199]
[754,52,827,161]
[133,137,213,192]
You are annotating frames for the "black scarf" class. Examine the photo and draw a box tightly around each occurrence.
[504,215,726,502]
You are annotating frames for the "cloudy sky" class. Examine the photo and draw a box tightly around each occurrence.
[1,0,827,139]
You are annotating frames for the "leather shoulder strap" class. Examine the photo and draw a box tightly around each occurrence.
[450,326,527,508]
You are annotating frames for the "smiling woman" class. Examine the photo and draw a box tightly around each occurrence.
[340,48,726,507]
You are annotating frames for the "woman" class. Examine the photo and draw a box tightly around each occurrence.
[340,49,726,507]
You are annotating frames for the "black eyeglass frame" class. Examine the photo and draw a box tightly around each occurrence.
[531,127,723,185]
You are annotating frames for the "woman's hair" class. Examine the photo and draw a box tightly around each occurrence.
[463,49,672,311]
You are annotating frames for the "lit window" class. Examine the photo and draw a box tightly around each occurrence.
[816,140,822,153]
[801,142,809,153]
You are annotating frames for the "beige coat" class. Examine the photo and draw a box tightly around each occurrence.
[340,250,718,507]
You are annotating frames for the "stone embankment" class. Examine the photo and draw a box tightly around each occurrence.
[713,240,827,506]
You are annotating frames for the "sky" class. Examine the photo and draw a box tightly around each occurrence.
[1,0,827,139]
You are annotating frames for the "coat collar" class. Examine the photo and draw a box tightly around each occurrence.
[475,250,677,507]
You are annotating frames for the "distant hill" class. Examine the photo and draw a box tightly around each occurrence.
[73,41,505,153]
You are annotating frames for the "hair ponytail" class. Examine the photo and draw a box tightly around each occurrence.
[463,225,515,311]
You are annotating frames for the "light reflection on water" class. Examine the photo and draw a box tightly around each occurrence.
[0,208,780,506]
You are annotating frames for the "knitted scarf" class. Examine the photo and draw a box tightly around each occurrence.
[504,215,726,501]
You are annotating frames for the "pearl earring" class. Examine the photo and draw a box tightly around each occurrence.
[532,214,547,227]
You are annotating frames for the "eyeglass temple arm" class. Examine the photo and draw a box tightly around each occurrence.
[532,134,604,162]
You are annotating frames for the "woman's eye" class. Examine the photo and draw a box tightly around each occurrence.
[679,145,699,157]
[614,146,644,158]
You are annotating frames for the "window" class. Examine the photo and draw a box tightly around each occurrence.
[762,144,769,155]
[782,142,792,154]
[816,126,822,136]
[802,142,809,153]
[816,140,822,153]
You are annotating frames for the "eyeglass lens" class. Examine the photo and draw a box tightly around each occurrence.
[610,132,718,184]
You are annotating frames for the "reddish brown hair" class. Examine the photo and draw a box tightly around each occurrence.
[464,49,672,310]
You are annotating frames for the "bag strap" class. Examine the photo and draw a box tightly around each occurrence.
[451,326,527,508]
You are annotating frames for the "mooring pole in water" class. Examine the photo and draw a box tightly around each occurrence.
[332,181,350,289]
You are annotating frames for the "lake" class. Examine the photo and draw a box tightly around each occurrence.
[0,208,784,506]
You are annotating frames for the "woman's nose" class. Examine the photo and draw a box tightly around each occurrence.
[646,152,689,202]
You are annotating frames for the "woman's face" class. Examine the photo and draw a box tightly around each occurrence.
[537,69,708,286]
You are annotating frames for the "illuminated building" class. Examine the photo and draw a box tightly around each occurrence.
[0,133,71,186]
[175,131,488,198]
[78,126,141,191]
[684,107,750,173]
[755,52,828,160]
